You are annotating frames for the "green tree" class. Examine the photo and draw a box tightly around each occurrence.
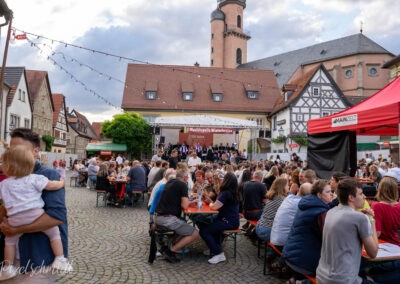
[42,135,55,152]
[289,134,308,152]
[102,112,151,159]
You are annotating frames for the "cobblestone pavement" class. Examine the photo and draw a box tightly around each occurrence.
[8,179,286,283]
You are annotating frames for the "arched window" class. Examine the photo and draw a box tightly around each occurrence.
[237,15,241,28]
[236,48,242,65]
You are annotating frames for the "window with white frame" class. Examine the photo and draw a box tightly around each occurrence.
[212,93,223,102]
[182,92,193,101]
[246,91,259,99]
[10,114,20,130]
[24,118,30,128]
[145,91,156,100]
[18,89,21,100]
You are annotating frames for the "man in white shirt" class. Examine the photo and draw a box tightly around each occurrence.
[270,183,312,247]
[147,160,161,189]
[116,154,123,165]
[151,150,163,166]
[187,152,202,173]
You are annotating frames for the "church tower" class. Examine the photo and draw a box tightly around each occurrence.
[210,0,251,68]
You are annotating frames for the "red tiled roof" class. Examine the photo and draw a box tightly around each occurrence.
[270,65,320,115]
[122,64,280,113]
[91,122,102,138]
[26,70,55,111]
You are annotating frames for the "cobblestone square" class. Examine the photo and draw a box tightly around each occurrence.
[52,181,284,283]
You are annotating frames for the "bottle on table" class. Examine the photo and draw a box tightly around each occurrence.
[197,188,202,210]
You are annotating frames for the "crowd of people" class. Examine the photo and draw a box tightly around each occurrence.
[0,129,399,282]
[144,147,400,283]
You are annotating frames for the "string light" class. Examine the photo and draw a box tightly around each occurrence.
[27,37,120,110]
[18,27,283,110]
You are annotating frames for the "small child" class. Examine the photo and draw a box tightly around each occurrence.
[0,146,72,280]
[57,162,67,180]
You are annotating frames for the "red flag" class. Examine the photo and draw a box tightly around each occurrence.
[15,34,27,40]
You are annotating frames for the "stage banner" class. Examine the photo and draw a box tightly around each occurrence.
[187,127,233,134]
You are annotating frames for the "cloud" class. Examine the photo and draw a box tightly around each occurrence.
[4,0,400,124]
[301,0,359,13]
[245,0,325,60]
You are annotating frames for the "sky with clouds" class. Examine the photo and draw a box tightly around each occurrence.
[3,0,400,123]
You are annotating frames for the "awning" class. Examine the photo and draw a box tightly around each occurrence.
[308,76,400,136]
[150,114,259,129]
[86,142,127,152]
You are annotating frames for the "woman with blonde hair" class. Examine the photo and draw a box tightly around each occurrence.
[263,165,279,190]
[255,177,289,241]
[369,164,382,185]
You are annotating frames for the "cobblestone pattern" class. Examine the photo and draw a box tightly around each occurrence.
[7,176,286,283]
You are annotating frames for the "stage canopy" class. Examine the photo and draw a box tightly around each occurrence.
[308,76,400,136]
[150,114,258,129]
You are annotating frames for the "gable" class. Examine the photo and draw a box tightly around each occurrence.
[290,67,349,134]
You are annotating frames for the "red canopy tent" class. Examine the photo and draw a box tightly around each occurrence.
[306,76,400,178]
[308,76,400,136]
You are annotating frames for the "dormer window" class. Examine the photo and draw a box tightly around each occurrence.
[182,92,193,101]
[212,93,223,102]
[145,91,156,100]
[247,91,259,99]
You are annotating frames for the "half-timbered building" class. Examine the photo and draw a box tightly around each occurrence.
[270,64,350,153]
[52,93,69,153]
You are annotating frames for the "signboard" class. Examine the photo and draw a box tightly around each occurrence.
[277,119,286,126]
[100,151,112,155]
[289,143,299,149]
[187,127,233,134]
[332,114,358,128]
[382,141,390,147]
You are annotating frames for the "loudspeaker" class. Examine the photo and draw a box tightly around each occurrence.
[160,136,165,143]
[155,127,160,135]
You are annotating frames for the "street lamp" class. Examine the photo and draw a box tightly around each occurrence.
[278,127,287,152]
[278,126,284,137]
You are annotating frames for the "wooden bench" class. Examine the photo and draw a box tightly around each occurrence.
[222,228,242,258]
[305,275,317,284]
[148,225,175,264]
[131,190,145,202]
[96,190,107,207]
[264,242,282,275]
